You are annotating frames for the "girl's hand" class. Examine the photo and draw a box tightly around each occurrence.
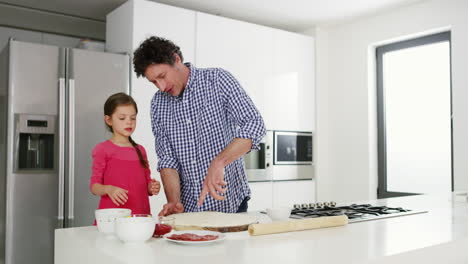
[105,185,128,206]
[148,178,161,195]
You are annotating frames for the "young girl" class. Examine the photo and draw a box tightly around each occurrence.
[90,92,160,216]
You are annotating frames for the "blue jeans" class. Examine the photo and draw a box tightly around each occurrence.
[236,196,250,213]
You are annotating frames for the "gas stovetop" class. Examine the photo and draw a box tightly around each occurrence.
[290,202,428,223]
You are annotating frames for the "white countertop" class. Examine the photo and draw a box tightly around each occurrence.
[55,193,468,264]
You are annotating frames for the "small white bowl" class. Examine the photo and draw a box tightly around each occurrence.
[95,208,132,235]
[115,215,157,244]
[266,207,292,221]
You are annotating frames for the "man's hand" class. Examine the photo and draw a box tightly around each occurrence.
[148,178,161,195]
[158,202,184,216]
[197,159,227,207]
[105,185,128,206]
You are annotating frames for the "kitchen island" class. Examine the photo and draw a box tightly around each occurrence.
[55,194,468,264]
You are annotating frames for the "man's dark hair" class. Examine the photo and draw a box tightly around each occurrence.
[133,36,184,77]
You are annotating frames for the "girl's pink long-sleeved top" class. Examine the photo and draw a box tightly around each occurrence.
[90,140,152,216]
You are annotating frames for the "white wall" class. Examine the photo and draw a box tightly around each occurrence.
[313,0,468,202]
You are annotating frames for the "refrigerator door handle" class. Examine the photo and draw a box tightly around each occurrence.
[58,77,66,229]
[67,78,75,227]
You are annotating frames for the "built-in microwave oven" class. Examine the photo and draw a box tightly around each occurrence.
[271,130,314,181]
[244,130,314,182]
[273,131,313,165]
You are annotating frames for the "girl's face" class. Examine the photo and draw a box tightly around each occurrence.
[105,104,137,137]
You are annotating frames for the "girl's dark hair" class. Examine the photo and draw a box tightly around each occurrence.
[104,92,148,169]
[133,36,184,77]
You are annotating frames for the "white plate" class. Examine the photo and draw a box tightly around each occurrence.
[163,230,226,245]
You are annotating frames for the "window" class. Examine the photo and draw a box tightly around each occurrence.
[376,32,452,198]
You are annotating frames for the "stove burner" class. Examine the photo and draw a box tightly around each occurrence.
[290,203,421,222]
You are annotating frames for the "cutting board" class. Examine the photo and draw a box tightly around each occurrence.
[169,212,258,233]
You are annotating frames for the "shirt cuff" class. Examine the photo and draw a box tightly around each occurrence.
[157,157,180,173]
[236,131,263,151]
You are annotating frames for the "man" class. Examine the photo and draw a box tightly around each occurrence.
[133,36,266,216]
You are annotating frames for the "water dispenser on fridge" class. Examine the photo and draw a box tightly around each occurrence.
[14,114,56,171]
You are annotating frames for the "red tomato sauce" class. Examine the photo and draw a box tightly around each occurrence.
[154,224,172,237]
[167,233,219,241]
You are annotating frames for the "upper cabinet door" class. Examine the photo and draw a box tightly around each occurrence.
[196,12,274,129]
[107,0,198,216]
[131,1,197,171]
[272,30,315,132]
[133,0,196,64]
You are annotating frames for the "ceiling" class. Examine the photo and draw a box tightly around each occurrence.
[0,0,427,32]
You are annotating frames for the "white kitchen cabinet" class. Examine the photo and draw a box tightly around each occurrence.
[196,12,274,129]
[125,1,195,188]
[248,182,273,212]
[271,30,315,132]
[106,0,196,214]
[107,1,195,168]
[272,180,315,208]
[196,13,315,132]
[249,180,315,211]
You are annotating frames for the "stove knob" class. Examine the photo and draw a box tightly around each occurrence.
[330,201,337,207]
[293,204,301,209]
[308,203,315,208]
[316,202,323,208]
[324,202,330,207]
[301,203,309,208]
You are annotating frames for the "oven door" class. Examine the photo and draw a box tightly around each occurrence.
[273,131,313,165]
[244,131,273,182]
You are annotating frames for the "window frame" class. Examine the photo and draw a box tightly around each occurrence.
[376,31,453,198]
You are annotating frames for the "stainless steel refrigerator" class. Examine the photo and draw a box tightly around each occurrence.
[0,40,130,264]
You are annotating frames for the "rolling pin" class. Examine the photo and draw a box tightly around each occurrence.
[248,215,348,236]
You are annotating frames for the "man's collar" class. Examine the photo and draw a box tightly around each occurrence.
[184,62,195,93]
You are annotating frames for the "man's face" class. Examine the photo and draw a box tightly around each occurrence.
[144,55,186,97]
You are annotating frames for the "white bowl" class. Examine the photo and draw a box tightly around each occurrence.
[95,208,132,235]
[266,207,292,221]
[115,215,157,244]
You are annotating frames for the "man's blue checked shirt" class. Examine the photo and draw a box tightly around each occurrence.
[150,63,266,213]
